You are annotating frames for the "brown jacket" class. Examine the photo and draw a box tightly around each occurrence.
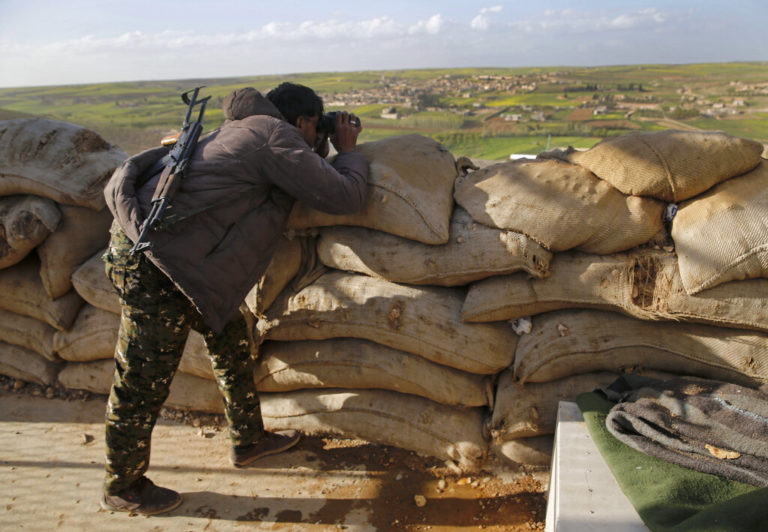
[104,94,368,331]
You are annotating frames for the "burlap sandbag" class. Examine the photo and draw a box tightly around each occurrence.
[255,338,492,407]
[672,160,768,295]
[37,204,112,299]
[260,389,487,471]
[0,308,57,362]
[514,309,768,386]
[454,158,664,253]
[179,330,216,380]
[0,195,61,269]
[317,206,552,286]
[0,342,61,386]
[492,371,631,440]
[261,271,517,374]
[491,436,553,468]
[566,129,764,202]
[53,304,117,362]
[0,118,128,210]
[287,135,457,245]
[462,250,768,333]
[0,256,83,331]
[244,236,303,318]
[57,359,223,413]
[70,248,120,314]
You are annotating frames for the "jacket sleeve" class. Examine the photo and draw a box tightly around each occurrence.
[262,121,369,215]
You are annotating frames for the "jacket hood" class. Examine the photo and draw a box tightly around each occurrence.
[222,87,284,122]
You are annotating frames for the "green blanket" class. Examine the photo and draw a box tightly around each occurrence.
[577,392,768,532]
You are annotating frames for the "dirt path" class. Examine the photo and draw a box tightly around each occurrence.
[1,385,548,531]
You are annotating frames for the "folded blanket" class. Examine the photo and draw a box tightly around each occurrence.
[577,391,768,532]
[602,374,768,487]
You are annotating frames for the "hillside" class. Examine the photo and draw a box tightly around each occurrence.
[1,63,766,158]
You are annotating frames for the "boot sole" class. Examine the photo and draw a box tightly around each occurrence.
[232,433,301,468]
[100,493,183,515]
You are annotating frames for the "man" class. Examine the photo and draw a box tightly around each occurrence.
[100,83,368,515]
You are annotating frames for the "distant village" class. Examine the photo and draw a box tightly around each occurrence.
[322,72,768,123]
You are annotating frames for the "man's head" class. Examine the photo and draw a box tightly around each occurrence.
[266,82,325,149]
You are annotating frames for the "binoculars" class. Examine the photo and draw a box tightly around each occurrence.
[318,111,361,135]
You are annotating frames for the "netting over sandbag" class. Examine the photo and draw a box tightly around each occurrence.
[491,370,666,440]
[57,359,223,413]
[255,338,493,407]
[672,160,768,295]
[0,195,61,269]
[514,309,768,386]
[566,129,764,202]
[0,118,128,210]
[0,256,83,331]
[462,250,768,333]
[37,204,112,299]
[261,271,517,374]
[287,135,457,245]
[317,207,552,286]
[71,248,120,314]
[0,309,57,362]
[454,158,664,253]
[0,341,61,386]
[260,388,487,471]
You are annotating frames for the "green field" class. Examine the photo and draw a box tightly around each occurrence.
[1,63,766,159]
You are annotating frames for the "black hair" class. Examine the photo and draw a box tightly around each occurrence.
[266,82,324,126]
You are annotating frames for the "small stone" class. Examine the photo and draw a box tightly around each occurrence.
[13,380,24,391]
[437,479,446,490]
[414,495,427,507]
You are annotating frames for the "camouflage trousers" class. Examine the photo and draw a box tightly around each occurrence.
[103,222,264,494]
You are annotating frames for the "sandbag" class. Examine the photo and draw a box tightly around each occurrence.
[179,330,215,380]
[57,359,223,413]
[261,271,517,375]
[53,304,118,362]
[462,250,768,333]
[566,129,764,202]
[491,371,630,440]
[70,247,120,314]
[37,204,112,299]
[287,135,457,245]
[0,195,61,269]
[672,160,768,295]
[514,309,768,386]
[454,158,664,253]
[0,256,83,331]
[317,206,552,286]
[0,341,61,386]
[491,436,553,468]
[245,236,303,318]
[260,388,487,471]
[0,118,128,210]
[0,308,57,361]
[255,338,492,407]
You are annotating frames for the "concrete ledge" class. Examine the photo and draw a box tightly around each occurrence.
[545,401,648,531]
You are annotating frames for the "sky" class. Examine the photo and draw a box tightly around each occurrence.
[0,1,766,88]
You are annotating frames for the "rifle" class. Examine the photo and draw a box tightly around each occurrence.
[130,87,211,255]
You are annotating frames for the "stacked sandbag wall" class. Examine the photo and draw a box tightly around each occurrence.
[462,130,768,466]
[3,119,767,474]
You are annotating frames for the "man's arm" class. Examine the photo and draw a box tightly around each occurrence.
[266,121,368,215]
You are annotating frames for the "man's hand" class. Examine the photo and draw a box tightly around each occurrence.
[331,111,361,153]
[314,131,330,158]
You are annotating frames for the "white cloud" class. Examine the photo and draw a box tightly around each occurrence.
[471,5,503,31]
[409,14,444,35]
